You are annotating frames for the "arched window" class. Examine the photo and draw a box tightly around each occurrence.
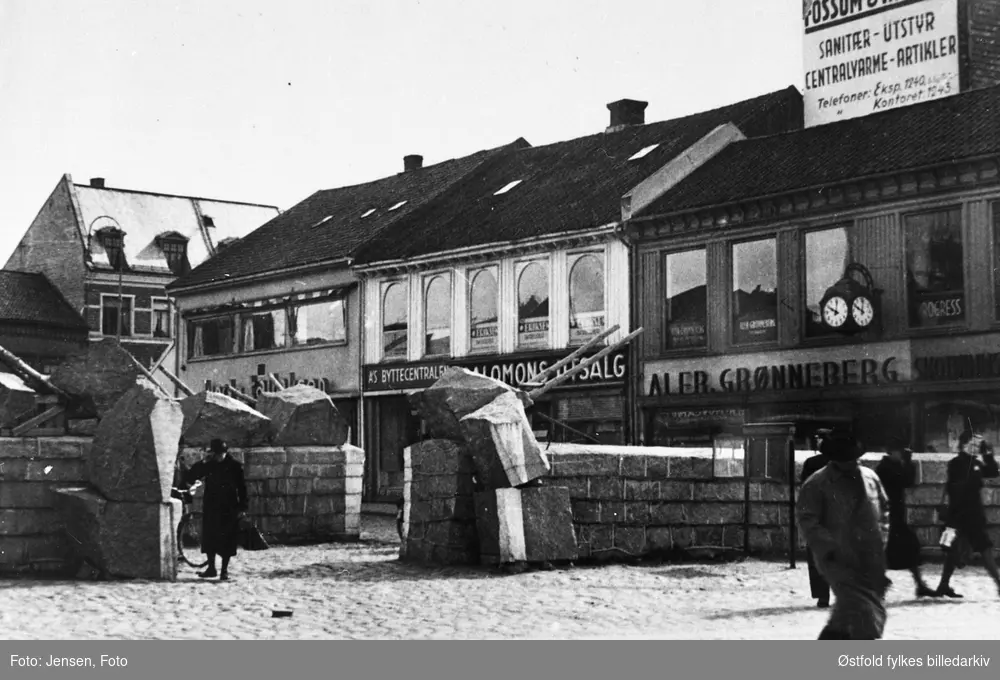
[382,282,408,360]
[423,275,451,356]
[568,253,604,344]
[469,267,498,353]
[517,261,549,349]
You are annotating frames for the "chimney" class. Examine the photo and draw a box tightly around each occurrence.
[403,155,423,172]
[606,99,648,133]
[90,177,106,188]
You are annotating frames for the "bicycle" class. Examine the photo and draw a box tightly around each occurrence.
[171,480,208,569]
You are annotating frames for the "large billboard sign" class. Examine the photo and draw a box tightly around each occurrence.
[802,0,960,127]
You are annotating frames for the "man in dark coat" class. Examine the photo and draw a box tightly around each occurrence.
[183,439,248,581]
[801,448,830,607]
[934,431,1000,598]
[798,429,891,639]
[875,437,935,597]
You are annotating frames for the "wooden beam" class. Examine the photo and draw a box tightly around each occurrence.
[528,327,643,400]
[528,324,621,386]
[149,341,175,375]
[12,405,66,437]
[124,350,171,398]
[0,343,71,399]
[157,365,195,397]
[223,384,257,407]
[268,373,284,391]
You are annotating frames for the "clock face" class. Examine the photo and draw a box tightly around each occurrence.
[822,296,848,328]
[852,296,874,328]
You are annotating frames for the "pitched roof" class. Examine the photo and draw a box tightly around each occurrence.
[353,86,803,265]
[0,271,88,330]
[168,142,527,290]
[75,183,279,274]
[639,84,1000,218]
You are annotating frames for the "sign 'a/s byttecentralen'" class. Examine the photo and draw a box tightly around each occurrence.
[802,0,959,127]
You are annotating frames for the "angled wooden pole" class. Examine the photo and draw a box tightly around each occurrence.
[12,405,66,436]
[523,324,620,387]
[268,373,284,391]
[149,341,174,375]
[223,383,257,407]
[528,327,643,400]
[157,364,195,397]
[0,343,70,399]
[123,350,171,398]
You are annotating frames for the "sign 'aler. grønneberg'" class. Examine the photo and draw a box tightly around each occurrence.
[644,340,911,397]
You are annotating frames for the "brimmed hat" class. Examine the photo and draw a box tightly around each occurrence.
[820,429,862,462]
[209,439,228,454]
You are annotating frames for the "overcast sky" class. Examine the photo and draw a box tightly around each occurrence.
[0,0,804,266]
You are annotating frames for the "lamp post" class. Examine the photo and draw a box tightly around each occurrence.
[87,217,126,343]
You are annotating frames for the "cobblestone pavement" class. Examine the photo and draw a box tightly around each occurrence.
[2,516,998,639]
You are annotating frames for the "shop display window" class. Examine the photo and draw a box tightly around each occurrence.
[423,274,451,356]
[732,238,778,345]
[568,253,605,345]
[381,282,408,360]
[517,260,549,349]
[904,207,964,328]
[290,298,346,347]
[664,248,707,350]
[241,309,287,351]
[187,315,234,358]
[469,267,499,354]
[804,226,858,337]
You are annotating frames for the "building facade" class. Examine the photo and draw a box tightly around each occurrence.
[0,271,88,375]
[629,83,1000,455]
[4,174,279,385]
[354,89,804,501]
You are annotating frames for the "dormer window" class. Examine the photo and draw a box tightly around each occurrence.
[95,227,127,270]
[156,232,190,276]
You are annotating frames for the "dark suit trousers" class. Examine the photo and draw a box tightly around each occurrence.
[806,549,830,601]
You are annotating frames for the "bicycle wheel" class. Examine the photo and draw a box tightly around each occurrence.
[177,511,209,569]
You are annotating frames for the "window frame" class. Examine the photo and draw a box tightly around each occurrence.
[151,296,172,339]
[100,294,135,337]
[901,204,967,332]
[380,279,409,362]
[662,246,708,353]
[800,223,858,343]
[422,272,452,358]
[239,305,290,353]
[567,250,606,347]
[185,313,237,359]
[515,258,551,350]
[729,235,780,348]
[288,295,348,349]
[468,264,500,355]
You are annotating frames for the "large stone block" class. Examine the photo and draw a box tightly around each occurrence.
[407,440,472,476]
[409,367,531,441]
[474,486,577,564]
[180,390,271,448]
[51,486,181,580]
[88,379,184,503]
[459,391,549,488]
[257,384,348,446]
[49,338,142,419]
[0,372,37,428]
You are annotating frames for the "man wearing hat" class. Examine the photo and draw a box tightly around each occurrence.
[875,433,935,598]
[183,438,248,580]
[797,429,891,639]
[800,436,830,608]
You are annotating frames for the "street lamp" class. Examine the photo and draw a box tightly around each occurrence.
[88,217,127,342]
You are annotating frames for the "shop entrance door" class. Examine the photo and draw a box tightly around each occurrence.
[742,422,797,567]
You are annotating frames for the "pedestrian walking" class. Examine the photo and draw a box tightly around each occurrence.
[797,429,891,640]
[183,438,248,581]
[801,446,830,608]
[933,430,1000,599]
[874,436,935,598]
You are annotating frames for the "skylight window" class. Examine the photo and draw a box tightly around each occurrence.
[628,144,659,161]
[493,180,523,196]
[361,208,377,218]
[311,215,333,228]
[388,201,407,211]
